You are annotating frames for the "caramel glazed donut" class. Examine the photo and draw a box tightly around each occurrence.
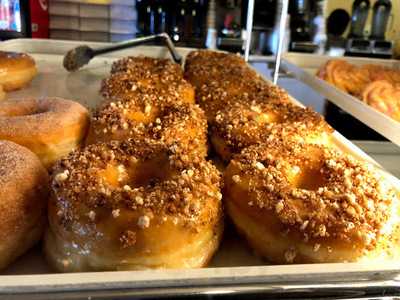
[45,139,223,272]
[101,56,195,104]
[0,51,37,92]
[86,97,208,158]
[0,140,48,270]
[224,140,400,264]
[184,50,291,121]
[0,97,90,168]
[210,100,333,162]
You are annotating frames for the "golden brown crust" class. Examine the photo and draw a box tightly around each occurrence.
[0,51,37,92]
[0,140,49,270]
[87,98,208,158]
[46,138,223,271]
[210,101,333,161]
[0,97,90,168]
[224,140,400,263]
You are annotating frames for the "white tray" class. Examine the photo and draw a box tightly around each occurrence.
[1,39,400,299]
[281,53,400,146]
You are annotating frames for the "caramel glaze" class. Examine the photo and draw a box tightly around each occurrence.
[184,50,290,121]
[87,97,208,158]
[47,139,223,271]
[210,101,333,161]
[224,140,400,263]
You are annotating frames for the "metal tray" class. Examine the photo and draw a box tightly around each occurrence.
[281,53,400,146]
[1,39,400,299]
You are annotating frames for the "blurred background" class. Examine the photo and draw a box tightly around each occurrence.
[1,0,399,58]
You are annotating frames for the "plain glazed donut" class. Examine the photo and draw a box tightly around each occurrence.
[211,101,333,162]
[0,51,37,92]
[45,139,223,272]
[0,140,49,270]
[0,97,90,168]
[224,140,400,264]
[87,98,208,158]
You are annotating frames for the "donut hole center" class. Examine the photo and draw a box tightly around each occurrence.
[100,156,170,188]
[124,105,159,125]
[289,164,326,191]
[128,156,170,187]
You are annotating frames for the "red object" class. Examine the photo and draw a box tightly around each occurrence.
[30,0,49,38]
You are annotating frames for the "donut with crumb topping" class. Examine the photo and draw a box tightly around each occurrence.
[224,140,400,264]
[211,101,333,162]
[111,56,183,77]
[45,139,223,272]
[184,50,290,120]
[101,57,194,104]
[86,98,208,158]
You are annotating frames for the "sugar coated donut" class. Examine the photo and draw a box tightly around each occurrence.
[224,140,400,264]
[211,101,333,161]
[0,51,37,92]
[45,139,223,272]
[0,97,90,168]
[0,140,49,270]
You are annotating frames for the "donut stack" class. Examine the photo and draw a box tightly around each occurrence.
[45,56,223,272]
[184,50,400,264]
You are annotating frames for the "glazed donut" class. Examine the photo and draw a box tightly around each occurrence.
[111,56,183,77]
[211,101,333,162]
[0,51,37,92]
[184,50,290,121]
[361,80,400,121]
[101,56,194,104]
[224,140,400,264]
[184,50,251,90]
[86,98,208,158]
[45,139,223,272]
[0,97,90,168]
[0,140,48,270]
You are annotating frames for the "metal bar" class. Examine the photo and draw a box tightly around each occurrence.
[273,0,289,84]
[244,0,255,62]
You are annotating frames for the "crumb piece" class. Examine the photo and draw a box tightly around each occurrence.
[137,215,150,228]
